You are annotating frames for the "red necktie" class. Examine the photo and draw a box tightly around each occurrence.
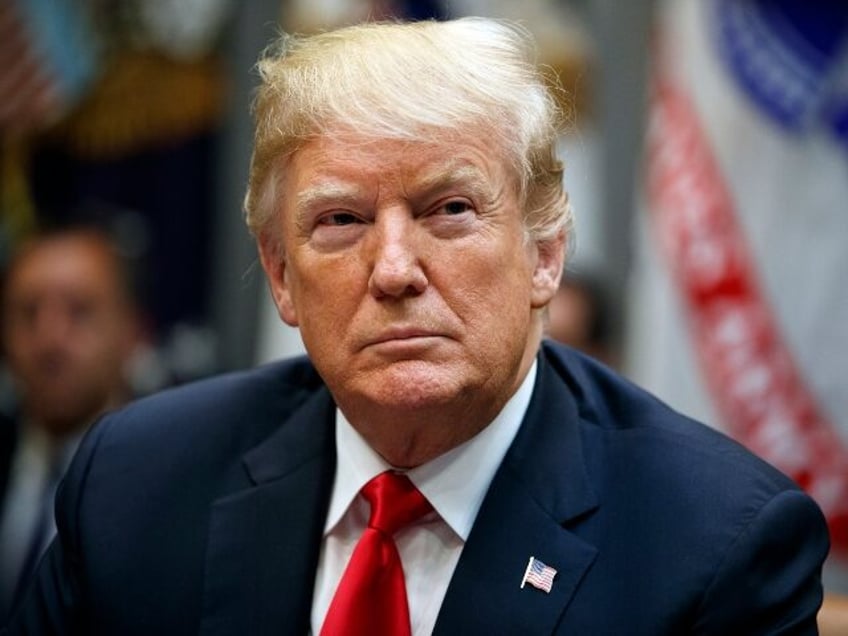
[320,471,433,636]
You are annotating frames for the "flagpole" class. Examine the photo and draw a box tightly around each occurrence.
[520,557,534,589]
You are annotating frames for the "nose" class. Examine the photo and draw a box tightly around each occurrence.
[367,210,428,299]
[30,300,75,347]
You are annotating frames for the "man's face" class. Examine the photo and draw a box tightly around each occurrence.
[260,131,563,445]
[2,235,136,436]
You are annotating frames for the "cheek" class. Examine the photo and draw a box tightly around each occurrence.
[441,257,533,329]
[74,319,124,360]
[290,259,365,333]
[297,256,364,304]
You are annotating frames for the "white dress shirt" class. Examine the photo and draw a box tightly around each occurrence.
[311,361,537,635]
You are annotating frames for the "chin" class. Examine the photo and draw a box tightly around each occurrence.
[354,360,472,411]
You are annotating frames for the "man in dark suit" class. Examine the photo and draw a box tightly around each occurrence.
[6,17,828,635]
[0,227,139,623]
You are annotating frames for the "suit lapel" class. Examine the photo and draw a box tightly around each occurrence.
[199,386,336,636]
[434,351,599,634]
[0,413,18,510]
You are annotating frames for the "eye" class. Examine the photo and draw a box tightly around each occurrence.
[308,209,368,251]
[318,212,361,226]
[439,200,474,216]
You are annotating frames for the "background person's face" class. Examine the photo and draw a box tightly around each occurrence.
[2,235,135,435]
[261,131,563,440]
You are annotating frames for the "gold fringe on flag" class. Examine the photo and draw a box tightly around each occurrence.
[45,51,226,160]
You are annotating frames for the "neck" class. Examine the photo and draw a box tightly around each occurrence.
[351,405,500,469]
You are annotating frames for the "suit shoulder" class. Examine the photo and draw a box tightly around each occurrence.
[57,356,330,526]
[90,356,325,456]
[541,341,799,494]
[126,355,319,414]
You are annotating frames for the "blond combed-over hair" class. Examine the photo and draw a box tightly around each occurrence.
[244,17,573,247]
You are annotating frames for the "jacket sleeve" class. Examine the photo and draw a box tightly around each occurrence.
[692,488,830,635]
[4,419,109,635]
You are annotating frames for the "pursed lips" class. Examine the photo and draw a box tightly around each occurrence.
[364,327,446,348]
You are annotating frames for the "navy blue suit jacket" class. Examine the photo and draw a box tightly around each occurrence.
[4,342,828,634]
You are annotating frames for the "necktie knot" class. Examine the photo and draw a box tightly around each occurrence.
[362,471,432,536]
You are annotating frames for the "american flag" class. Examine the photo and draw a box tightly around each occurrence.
[0,0,97,134]
[630,0,848,554]
[521,557,557,593]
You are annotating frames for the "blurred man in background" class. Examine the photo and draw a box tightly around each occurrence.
[0,226,140,621]
[545,271,613,367]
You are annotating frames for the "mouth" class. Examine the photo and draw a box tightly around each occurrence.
[370,328,442,344]
[363,328,448,351]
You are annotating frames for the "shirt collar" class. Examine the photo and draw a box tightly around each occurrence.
[19,420,86,473]
[324,360,537,541]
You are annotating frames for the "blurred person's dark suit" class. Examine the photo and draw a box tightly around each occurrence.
[0,418,17,571]
[0,416,14,500]
[0,416,13,609]
[0,409,80,622]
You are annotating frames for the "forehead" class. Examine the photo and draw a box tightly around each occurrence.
[6,236,120,302]
[283,131,516,200]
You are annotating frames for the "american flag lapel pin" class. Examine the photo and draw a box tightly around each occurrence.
[520,556,557,593]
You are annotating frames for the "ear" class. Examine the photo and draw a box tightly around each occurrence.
[257,231,299,327]
[530,230,566,309]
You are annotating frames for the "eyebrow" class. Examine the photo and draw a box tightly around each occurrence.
[292,160,501,219]
[410,164,496,206]
[295,182,366,216]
